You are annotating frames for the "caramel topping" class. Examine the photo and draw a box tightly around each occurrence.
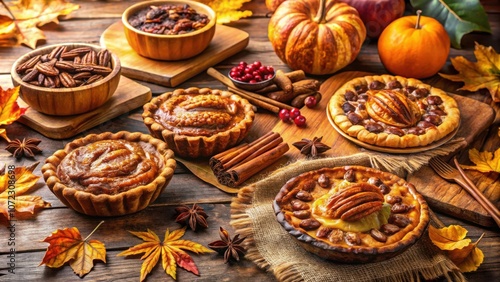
[155,93,245,136]
[366,89,422,127]
[57,139,163,195]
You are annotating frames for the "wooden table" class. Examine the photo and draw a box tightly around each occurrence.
[0,1,498,281]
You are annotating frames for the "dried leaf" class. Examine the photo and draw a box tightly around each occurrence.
[118,227,214,281]
[40,221,106,277]
[439,42,500,102]
[446,233,485,273]
[0,0,80,48]
[0,86,28,142]
[428,225,471,250]
[0,162,50,222]
[199,0,252,24]
[459,148,500,173]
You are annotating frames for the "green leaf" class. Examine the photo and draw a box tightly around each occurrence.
[410,0,491,49]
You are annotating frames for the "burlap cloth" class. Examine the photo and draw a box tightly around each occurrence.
[230,147,467,282]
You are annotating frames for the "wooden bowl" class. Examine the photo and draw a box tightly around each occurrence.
[10,43,121,116]
[122,0,216,61]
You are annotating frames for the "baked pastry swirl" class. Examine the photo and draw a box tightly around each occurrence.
[273,166,429,263]
[42,131,176,216]
[328,75,460,148]
[143,87,255,158]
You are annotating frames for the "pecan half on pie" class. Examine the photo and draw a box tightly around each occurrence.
[142,87,255,158]
[328,75,460,148]
[42,131,176,216]
[273,166,429,263]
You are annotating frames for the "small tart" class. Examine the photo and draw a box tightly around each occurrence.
[328,75,460,148]
[142,87,255,158]
[42,131,176,217]
[273,166,429,263]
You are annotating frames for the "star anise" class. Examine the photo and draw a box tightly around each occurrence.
[174,203,209,231]
[208,227,246,263]
[292,136,330,157]
[5,138,42,159]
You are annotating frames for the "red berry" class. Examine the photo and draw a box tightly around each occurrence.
[294,115,306,127]
[289,108,301,119]
[304,96,317,108]
[279,109,291,122]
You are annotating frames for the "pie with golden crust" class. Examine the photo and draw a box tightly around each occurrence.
[142,87,255,159]
[273,165,429,263]
[328,75,460,148]
[42,131,176,217]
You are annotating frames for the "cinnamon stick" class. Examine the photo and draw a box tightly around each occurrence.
[228,86,292,112]
[255,70,307,94]
[209,142,250,174]
[218,142,290,187]
[274,69,293,95]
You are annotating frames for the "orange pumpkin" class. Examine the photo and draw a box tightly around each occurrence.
[378,11,450,79]
[268,0,366,75]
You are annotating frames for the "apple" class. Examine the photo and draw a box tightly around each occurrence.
[339,0,406,38]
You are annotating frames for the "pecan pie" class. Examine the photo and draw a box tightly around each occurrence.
[42,131,176,216]
[142,87,255,158]
[273,166,429,263]
[328,75,460,148]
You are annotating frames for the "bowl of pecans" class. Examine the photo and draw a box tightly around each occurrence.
[122,0,216,61]
[10,43,121,116]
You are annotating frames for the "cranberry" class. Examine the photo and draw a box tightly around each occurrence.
[294,115,306,127]
[289,108,301,120]
[304,96,317,108]
[279,109,291,122]
[229,61,275,84]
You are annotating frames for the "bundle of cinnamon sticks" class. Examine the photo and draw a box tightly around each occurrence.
[209,132,289,187]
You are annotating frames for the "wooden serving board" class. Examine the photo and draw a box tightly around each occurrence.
[17,76,152,139]
[100,22,249,87]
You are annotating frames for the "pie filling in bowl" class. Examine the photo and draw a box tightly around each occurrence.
[273,165,429,263]
[42,131,176,216]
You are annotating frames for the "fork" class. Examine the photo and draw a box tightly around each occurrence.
[429,156,500,228]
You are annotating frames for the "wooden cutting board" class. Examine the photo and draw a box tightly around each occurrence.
[17,76,152,139]
[100,22,249,87]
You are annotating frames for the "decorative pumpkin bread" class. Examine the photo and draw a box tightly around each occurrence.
[42,131,176,216]
[328,75,460,148]
[142,87,255,158]
[273,166,429,263]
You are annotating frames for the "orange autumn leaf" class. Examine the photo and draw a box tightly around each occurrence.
[439,42,500,102]
[0,0,80,48]
[446,233,485,273]
[0,86,28,142]
[0,162,50,222]
[40,221,106,277]
[459,148,500,173]
[118,227,214,281]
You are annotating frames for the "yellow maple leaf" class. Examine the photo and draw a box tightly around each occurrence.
[439,42,500,102]
[40,221,106,277]
[459,148,500,173]
[0,0,80,48]
[118,227,214,281]
[198,0,253,24]
[0,162,51,222]
[446,233,485,273]
[428,225,471,250]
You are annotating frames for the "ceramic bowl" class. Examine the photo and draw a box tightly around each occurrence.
[228,71,276,92]
[10,43,121,116]
[122,0,216,61]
